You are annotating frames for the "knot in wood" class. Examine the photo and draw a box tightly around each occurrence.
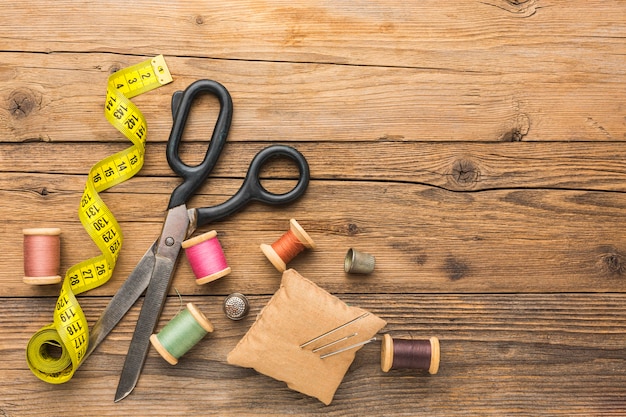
[108,63,123,74]
[8,88,37,119]
[450,158,480,188]
[482,0,538,17]
[500,113,530,142]
[346,223,360,235]
[445,256,469,281]
[599,248,626,277]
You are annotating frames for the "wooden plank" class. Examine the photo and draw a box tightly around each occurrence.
[3,174,626,297]
[1,53,625,144]
[1,1,625,74]
[2,1,625,415]
[3,294,625,416]
[5,141,626,192]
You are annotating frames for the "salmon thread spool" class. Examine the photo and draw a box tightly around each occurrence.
[149,303,214,365]
[381,334,440,374]
[23,228,62,285]
[182,230,232,285]
[260,219,316,272]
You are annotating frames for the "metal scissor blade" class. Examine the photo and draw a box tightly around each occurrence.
[114,253,176,402]
[115,204,190,402]
[82,241,158,363]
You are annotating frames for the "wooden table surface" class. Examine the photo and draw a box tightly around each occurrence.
[2,1,626,415]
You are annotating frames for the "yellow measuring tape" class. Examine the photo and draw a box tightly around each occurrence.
[27,55,173,383]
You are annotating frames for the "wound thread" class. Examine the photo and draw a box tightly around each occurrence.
[393,339,432,370]
[272,230,306,261]
[182,230,232,285]
[23,228,62,285]
[381,334,440,374]
[150,303,214,365]
[260,219,315,272]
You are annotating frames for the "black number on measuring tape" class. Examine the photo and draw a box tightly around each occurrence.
[73,334,86,350]
[66,321,83,336]
[113,104,128,120]
[81,268,94,280]
[81,192,92,208]
[102,229,117,243]
[85,205,100,219]
[69,273,80,287]
[136,125,146,140]
[106,95,117,111]
[56,295,70,311]
[92,216,110,231]
[109,240,121,255]
[59,308,77,323]
[124,114,139,130]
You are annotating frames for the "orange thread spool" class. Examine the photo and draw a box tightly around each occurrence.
[260,219,315,272]
[23,228,62,285]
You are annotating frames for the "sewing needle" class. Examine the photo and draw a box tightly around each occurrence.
[300,312,370,349]
[319,337,377,359]
[311,332,358,353]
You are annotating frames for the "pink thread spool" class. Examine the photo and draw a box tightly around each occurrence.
[182,230,232,285]
[23,228,62,285]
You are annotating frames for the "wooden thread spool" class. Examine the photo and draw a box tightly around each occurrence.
[381,334,440,374]
[150,303,214,365]
[182,230,232,285]
[260,219,315,272]
[23,228,62,285]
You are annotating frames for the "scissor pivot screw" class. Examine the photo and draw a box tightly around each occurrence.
[165,237,175,246]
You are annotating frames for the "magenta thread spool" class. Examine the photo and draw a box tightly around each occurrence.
[381,334,440,374]
[182,230,232,285]
[23,228,62,285]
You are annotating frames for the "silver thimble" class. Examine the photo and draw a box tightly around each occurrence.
[344,248,375,274]
[223,293,250,320]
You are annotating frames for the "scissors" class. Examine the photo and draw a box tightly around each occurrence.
[81,79,310,402]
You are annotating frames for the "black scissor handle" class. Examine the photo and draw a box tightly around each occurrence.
[195,145,310,227]
[167,79,233,209]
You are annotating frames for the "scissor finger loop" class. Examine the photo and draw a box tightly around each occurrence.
[244,145,310,204]
[194,145,310,227]
[167,79,233,209]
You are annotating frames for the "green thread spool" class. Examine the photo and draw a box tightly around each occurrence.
[149,303,214,365]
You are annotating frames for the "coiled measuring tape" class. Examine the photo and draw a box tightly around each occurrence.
[27,55,173,383]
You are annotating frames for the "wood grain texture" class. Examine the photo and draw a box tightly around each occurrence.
[2,174,626,298]
[5,141,626,191]
[1,0,625,415]
[1,52,625,144]
[2,294,625,416]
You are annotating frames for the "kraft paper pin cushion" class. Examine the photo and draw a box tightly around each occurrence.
[227,269,386,405]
